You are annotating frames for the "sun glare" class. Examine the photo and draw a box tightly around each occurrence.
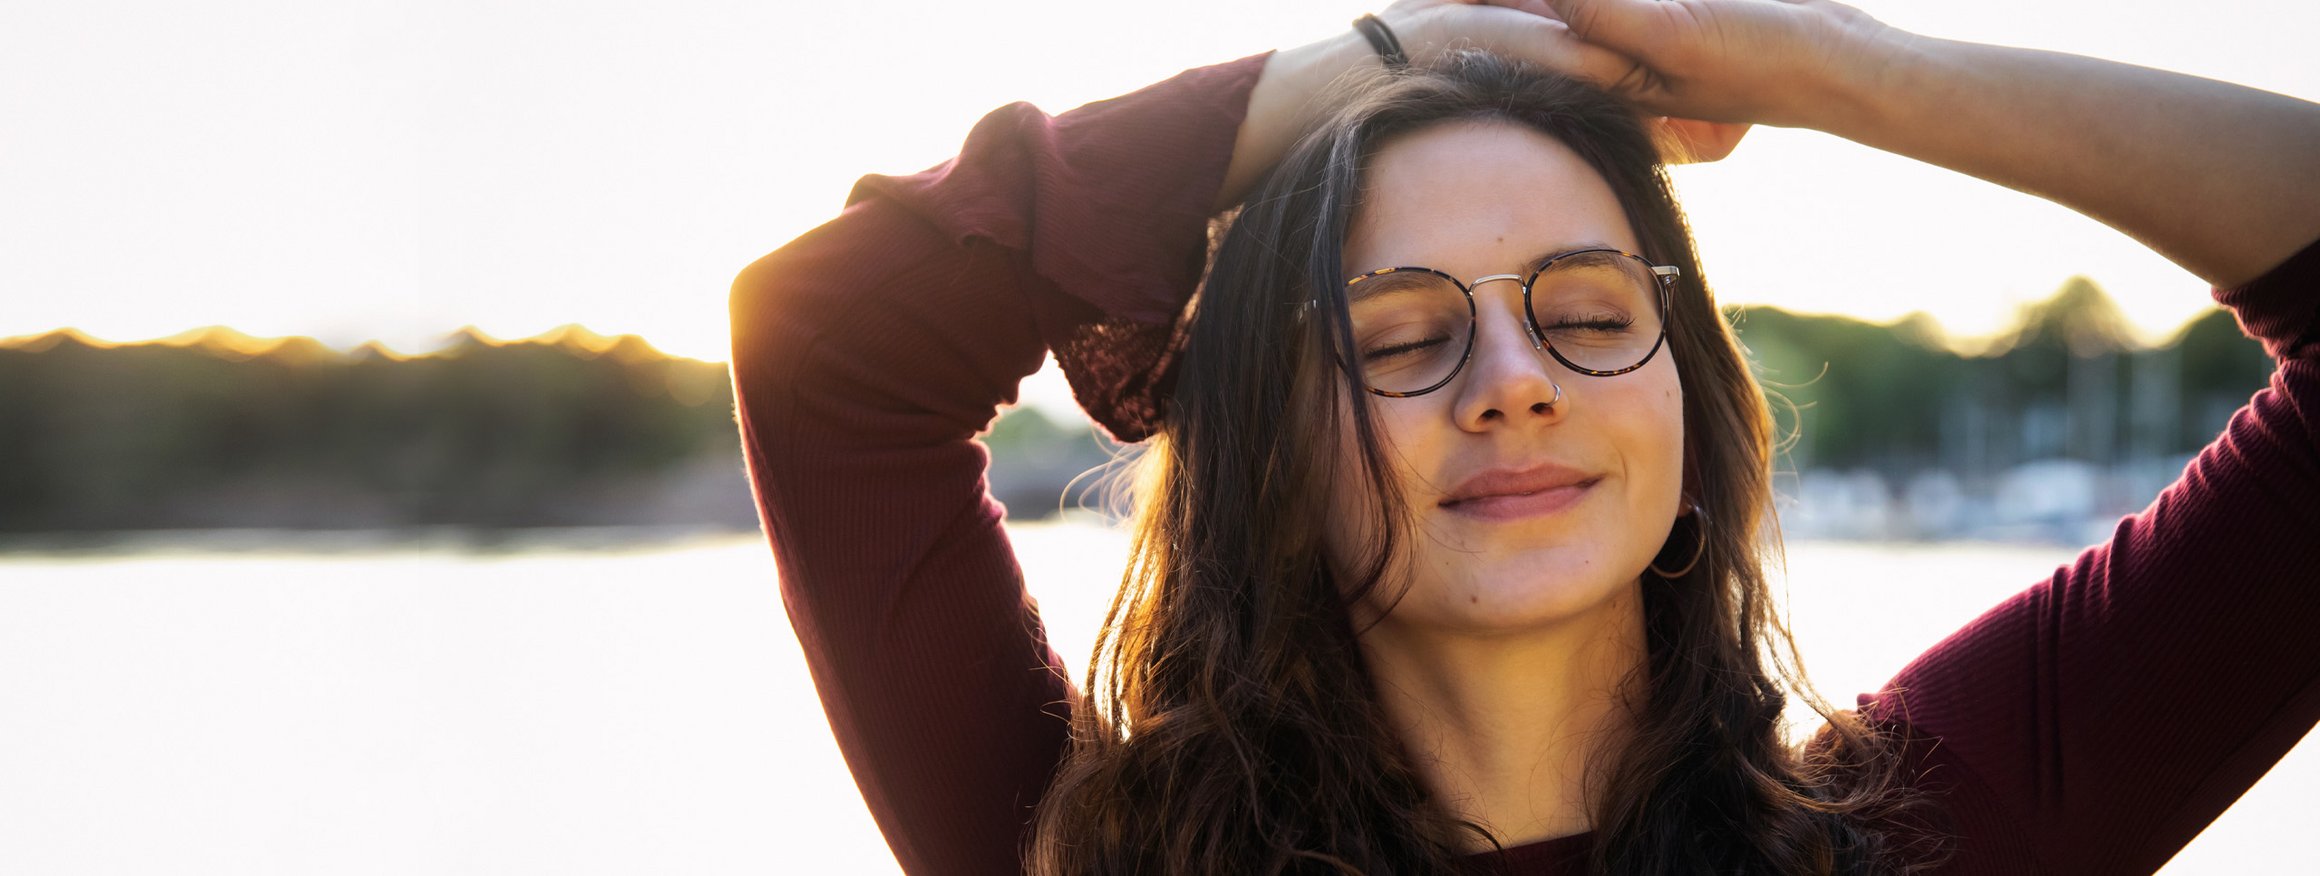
[0,0,2308,393]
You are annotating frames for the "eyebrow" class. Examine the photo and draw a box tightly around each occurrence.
[1344,240,1624,299]
[1518,241,1623,276]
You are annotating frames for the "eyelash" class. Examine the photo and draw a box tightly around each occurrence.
[1364,337,1446,361]
[1548,316,1636,332]
[1359,313,1639,362]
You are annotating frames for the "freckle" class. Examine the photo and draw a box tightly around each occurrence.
[1469,595,1478,604]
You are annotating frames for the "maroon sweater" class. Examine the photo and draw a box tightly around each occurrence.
[729,52,2320,874]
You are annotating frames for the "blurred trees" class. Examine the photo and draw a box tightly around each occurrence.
[0,327,748,531]
[1730,278,2272,479]
[0,275,2282,533]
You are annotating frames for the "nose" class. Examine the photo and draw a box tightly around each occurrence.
[1452,275,1566,430]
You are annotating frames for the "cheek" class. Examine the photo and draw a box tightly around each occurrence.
[1659,376,1684,459]
[1590,358,1689,540]
[1638,364,1689,512]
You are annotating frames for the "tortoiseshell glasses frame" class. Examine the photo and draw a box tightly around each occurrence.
[1334,247,1681,398]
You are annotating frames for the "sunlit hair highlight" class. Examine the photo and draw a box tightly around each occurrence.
[1030,51,1940,875]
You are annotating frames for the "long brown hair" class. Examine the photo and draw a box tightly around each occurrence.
[1030,51,1934,875]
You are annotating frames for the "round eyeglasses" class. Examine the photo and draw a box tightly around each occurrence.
[1336,248,1679,397]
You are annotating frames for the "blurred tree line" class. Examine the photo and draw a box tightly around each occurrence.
[1736,277,2273,479]
[0,327,752,532]
[0,276,2279,533]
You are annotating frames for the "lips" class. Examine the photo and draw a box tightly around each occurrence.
[1439,464,1601,521]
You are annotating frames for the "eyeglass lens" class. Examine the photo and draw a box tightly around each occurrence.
[1345,251,1666,395]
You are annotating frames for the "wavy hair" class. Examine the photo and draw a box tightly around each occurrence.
[1029,51,1937,875]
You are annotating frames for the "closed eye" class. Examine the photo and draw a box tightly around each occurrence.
[1365,336,1449,361]
[1546,317,1636,333]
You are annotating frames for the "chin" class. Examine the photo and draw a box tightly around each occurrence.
[1390,543,1642,637]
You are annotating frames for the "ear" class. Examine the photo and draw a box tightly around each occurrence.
[1651,117,1751,164]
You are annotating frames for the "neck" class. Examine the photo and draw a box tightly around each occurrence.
[1358,581,1649,851]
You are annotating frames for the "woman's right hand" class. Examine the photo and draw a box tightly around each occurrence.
[1382,1,1640,83]
[1386,0,1765,162]
[1538,0,1907,131]
[1220,0,1835,207]
[1222,0,1662,207]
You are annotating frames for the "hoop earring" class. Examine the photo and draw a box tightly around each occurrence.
[1648,501,1711,579]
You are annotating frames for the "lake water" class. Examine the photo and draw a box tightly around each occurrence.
[1,524,2310,874]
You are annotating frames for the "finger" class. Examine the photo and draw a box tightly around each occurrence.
[1654,118,1752,164]
[1560,33,1652,90]
[1477,0,1564,21]
[1540,0,1667,55]
[1381,0,1452,17]
[1509,17,1651,91]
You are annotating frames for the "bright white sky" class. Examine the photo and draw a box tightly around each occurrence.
[3,0,2313,401]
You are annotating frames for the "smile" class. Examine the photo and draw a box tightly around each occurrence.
[1439,477,1601,521]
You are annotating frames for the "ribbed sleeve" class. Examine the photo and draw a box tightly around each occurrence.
[727,54,1268,875]
[845,59,1268,442]
[1860,236,2320,874]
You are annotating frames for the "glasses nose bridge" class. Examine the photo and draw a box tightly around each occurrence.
[1466,273,1544,352]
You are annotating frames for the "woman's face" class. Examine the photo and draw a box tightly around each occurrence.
[1327,119,1686,640]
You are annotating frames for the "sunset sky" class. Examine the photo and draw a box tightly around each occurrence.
[5,0,2314,412]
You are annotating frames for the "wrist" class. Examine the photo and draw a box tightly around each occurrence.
[1216,28,1376,210]
[1381,5,1463,70]
[1789,13,1924,136]
[1352,13,1409,71]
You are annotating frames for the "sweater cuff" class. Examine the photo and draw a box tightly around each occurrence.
[2214,233,2320,362]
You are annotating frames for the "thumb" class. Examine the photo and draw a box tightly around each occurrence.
[1541,0,1667,55]
[1654,118,1751,164]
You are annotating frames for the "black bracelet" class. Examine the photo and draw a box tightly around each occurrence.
[1352,13,1409,71]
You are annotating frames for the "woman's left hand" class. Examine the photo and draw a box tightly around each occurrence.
[1221,1,1751,208]
[1544,0,2320,289]
[1383,0,1753,163]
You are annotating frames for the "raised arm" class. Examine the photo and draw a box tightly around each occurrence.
[730,56,1267,875]
[1544,0,2320,286]
[1535,1,2320,870]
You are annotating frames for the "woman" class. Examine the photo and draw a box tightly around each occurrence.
[731,0,2320,872]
